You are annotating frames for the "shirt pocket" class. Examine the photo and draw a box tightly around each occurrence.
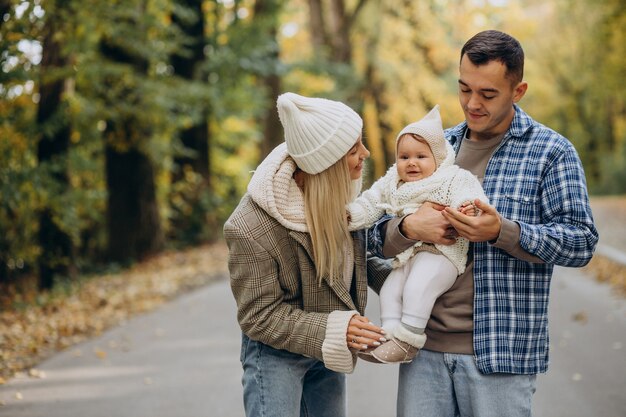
[500,193,542,223]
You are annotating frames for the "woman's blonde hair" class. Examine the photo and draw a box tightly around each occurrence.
[301,156,359,283]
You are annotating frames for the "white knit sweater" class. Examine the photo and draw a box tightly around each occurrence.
[347,142,488,274]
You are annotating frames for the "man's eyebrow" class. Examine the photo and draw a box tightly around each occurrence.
[458,79,499,93]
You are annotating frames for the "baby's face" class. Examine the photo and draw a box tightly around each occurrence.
[396,135,436,182]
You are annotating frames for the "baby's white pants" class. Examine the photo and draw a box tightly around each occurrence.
[379,251,458,332]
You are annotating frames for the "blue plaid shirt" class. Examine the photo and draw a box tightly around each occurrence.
[369,105,599,374]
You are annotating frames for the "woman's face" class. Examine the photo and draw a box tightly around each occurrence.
[346,137,370,180]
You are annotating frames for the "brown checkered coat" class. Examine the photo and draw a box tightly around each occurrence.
[225,194,390,372]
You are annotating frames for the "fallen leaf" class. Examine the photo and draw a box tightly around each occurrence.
[94,348,107,359]
[572,311,588,324]
[0,243,228,380]
[28,368,45,379]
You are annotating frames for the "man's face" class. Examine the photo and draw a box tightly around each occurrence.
[458,54,527,141]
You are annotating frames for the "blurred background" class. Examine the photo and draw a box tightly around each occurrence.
[1,0,625,385]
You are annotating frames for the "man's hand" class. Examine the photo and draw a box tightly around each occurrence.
[401,202,457,245]
[442,199,502,242]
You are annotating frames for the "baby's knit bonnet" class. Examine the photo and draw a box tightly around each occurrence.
[396,105,447,168]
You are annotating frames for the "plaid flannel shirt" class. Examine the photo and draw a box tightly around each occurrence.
[369,105,599,374]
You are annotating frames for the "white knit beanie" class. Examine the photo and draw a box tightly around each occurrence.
[396,105,448,168]
[276,92,363,174]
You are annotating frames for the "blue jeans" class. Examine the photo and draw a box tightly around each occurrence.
[397,349,537,417]
[240,334,347,417]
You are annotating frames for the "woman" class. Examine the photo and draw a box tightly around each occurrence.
[224,92,390,417]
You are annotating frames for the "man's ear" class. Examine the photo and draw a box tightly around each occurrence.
[513,81,528,103]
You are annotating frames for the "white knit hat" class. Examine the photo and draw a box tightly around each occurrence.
[396,105,448,168]
[276,92,363,174]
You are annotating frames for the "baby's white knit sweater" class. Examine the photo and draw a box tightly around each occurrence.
[348,142,488,274]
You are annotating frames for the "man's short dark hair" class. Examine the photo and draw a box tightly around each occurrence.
[461,30,524,84]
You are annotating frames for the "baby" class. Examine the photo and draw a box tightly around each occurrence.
[348,105,487,364]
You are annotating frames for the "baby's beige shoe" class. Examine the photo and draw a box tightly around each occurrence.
[371,325,427,364]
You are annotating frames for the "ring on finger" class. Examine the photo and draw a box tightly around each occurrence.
[351,338,357,343]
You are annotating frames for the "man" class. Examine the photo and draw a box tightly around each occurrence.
[369,30,598,416]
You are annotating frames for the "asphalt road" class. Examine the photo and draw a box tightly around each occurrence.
[1,265,625,417]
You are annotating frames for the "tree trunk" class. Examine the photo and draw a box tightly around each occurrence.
[0,0,10,25]
[100,35,164,262]
[105,144,163,261]
[254,0,283,159]
[167,0,213,243]
[260,72,282,159]
[36,12,74,290]
[171,0,210,182]
[364,61,394,169]
[307,0,327,52]
[328,0,352,64]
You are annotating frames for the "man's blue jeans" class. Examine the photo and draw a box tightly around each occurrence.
[240,334,347,417]
[397,349,537,417]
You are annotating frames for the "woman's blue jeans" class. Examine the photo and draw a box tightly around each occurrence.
[397,349,537,417]
[240,334,347,417]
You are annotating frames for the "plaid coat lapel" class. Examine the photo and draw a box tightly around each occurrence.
[351,231,368,314]
[289,230,359,312]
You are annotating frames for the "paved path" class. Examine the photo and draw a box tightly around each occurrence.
[1,266,625,417]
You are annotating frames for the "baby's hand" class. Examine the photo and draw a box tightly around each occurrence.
[459,200,478,217]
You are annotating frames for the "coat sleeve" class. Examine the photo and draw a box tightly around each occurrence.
[225,219,358,373]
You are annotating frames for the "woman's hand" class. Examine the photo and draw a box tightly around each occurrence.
[346,315,387,351]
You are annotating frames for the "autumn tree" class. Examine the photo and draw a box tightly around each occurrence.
[168,0,213,243]
[96,1,166,262]
[252,0,284,159]
[534,0,626,192]
[171,0,210,181]
[36,0,76,289]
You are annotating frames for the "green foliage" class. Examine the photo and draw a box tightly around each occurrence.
[595,143,626,195]
[1,0,624,288]
[527,0,626,193]
[0,110,42,280]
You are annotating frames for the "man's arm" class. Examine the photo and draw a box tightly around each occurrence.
[442,147,598,267]
[443,199,545,263]
[368,203,456,259]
